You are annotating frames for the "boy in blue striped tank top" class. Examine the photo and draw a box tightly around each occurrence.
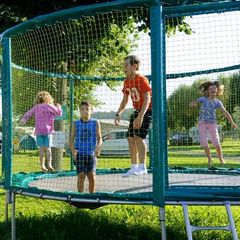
[69,101,102,193]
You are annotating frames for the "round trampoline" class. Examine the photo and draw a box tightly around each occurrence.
[12,167,240,201]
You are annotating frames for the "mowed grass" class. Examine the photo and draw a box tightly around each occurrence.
[0,138,239,174]
[0,138,240,239]
[0,188,239,240]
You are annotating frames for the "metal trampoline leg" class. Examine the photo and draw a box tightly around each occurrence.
[5,190,10,222]
[182,202,193,240]
[225,201,238,240]
[159,207,167,240]
[10,191,16,240]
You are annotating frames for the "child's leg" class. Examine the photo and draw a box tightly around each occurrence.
[128,137,138,165]
[203,146,213,167]
[199,123,212,166]
[77,173,86,192]
[208,124,224,165]
[215,145,225,164]
[46,147,54,171]
[135,136,146,164]
[39,147,47,171]
[87,172,95,193]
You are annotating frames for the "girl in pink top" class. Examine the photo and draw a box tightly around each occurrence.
[21,91,62,172]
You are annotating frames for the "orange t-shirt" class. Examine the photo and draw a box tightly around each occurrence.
[122,74,152,110]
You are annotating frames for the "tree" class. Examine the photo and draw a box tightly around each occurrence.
[167,73,239,132]
[0,0,192,35]
[225,72,240,116]
[2,0,193,170]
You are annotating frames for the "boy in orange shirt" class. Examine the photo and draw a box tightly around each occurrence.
[115,55,152,177]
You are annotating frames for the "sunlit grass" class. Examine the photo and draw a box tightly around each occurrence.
[0,138,239,175]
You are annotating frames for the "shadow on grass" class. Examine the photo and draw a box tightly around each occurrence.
[0,207,186,240]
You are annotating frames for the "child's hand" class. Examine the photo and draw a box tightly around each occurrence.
[114,114,120,125]
[133,115,143,129]
[55,103,61,108]
[190,101,198,107]
[95,146,101,156]
[71,150,77,160]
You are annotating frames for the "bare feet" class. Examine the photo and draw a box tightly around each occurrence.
[208,159,213,168]
[41,166,48,172]
[47,166,55,172]
[220,159,225,166]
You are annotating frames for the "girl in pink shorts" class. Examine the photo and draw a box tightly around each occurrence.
[190,81,237,168]
[21,91,62,172]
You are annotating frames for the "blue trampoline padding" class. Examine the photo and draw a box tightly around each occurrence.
[166,187,240,201]
[11,170,154,201]
[169,166,240,175]
[9,167,240,203]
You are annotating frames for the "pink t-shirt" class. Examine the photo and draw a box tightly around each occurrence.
[21,103,62,135]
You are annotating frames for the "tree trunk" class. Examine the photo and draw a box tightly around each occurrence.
[51,78,67,171]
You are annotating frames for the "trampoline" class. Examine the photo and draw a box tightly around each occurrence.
[11,167,240,201]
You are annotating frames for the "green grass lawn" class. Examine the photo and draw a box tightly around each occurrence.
[0,188,239,240]
[1,138,238,174]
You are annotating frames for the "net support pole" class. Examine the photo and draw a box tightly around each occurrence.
[2,37,13,189]
[69,78,75,170]
[150,1,166,206]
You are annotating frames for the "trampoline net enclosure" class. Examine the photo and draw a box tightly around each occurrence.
[1,0,240,204]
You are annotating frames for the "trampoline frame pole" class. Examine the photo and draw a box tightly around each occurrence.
[182,202,193,240]
[11,191,16,240]
[5,190,11,222]
[225,201,238,240]
[159,207,167,240]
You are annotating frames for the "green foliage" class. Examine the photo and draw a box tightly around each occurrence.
[167,78,209,130]
[166,16,193,37]
[226,72,240,116]
[10,10,142,116]
[0,1,116,33]
[5,0,194,117]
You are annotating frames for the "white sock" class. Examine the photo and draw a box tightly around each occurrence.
[132,164,138,169]
[139,163,146,169]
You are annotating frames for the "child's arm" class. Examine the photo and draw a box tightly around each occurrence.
[46,104,62,117]
[115,94,129,125]
[20,106,35,124]
[133,92,151,129]
[220,107,238,129]
[69,123,77,160]
[95,121,102,156]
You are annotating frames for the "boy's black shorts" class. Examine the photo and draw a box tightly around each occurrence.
[126,110,152,139]
[75,154,96,174]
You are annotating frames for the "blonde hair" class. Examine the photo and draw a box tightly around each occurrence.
[35,91,53,104]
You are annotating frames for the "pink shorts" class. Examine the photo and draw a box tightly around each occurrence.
[198,122,220,147]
